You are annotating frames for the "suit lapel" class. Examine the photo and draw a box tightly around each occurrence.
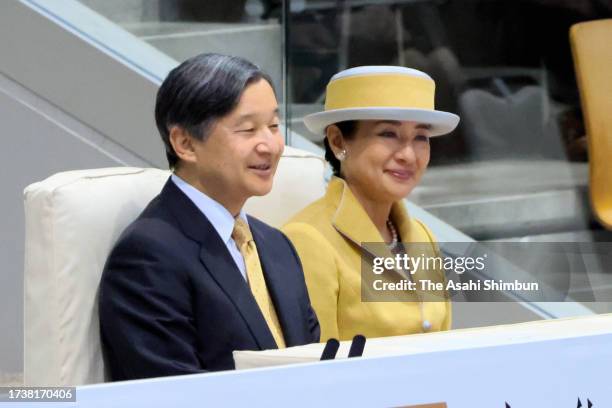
[198,241,277,350]
[161,179,277,350]
[250,219,301,347]
[329,177,392,260]
[329,177,416,280]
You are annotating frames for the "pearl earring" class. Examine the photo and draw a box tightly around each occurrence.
[337,149,347,161]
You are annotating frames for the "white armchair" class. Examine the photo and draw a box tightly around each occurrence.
[23,146,326,386]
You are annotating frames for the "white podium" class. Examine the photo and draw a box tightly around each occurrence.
[75,314,612,407]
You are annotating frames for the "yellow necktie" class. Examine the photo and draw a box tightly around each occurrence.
[232,218,286,348]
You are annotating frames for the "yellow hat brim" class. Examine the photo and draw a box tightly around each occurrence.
[303,107,460,140]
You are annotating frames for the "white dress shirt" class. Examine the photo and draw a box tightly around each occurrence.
[171,174,248,280]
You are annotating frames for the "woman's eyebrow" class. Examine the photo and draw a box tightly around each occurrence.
[373,121,432,130]
[374,120,401,126]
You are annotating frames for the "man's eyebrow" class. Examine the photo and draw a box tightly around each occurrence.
[416,123,432,130]
[234,108,280,124]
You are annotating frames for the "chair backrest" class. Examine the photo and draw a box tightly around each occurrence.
[23,146,326,386]
[570,19,612,229]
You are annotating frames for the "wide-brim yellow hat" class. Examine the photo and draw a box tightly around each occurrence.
[304,66,460,139]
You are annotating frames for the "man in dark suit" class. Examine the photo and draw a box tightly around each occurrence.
[99,53,320,381]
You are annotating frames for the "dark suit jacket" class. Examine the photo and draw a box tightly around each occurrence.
[99,178,320,381]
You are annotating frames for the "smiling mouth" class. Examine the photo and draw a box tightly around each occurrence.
[385,169,414,181]
[249,164,271,171]
[248,164,274,178]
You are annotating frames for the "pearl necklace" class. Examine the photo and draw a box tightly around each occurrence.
[386,219,398,250]
[386,219,431,332]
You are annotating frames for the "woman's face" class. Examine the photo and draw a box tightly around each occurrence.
[334,120,431,204]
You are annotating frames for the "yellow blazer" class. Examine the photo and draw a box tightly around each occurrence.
[283,177,451,342]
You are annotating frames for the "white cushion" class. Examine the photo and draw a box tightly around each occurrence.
[23,146,326,386]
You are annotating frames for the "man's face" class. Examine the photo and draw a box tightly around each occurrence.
[190,79,284,211]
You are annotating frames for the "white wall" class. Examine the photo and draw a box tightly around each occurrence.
[0,71,154,374]
[0,0,168,375]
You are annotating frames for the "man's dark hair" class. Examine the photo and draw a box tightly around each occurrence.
[155,53,275,168]
[324,120,358,177]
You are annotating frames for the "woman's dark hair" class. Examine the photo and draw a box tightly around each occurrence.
[155,53,275,168]
[324,120,358,177]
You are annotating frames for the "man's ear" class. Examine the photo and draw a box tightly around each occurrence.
[326,125,345,157]
[169,126,197,164]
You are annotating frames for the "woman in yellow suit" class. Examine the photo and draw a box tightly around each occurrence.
[283,66,460,342]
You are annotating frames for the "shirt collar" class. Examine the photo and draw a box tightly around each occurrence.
[171,174,248,244]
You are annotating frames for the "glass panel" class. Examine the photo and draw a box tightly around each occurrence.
[72,0,285,127]
[285,0,612,313]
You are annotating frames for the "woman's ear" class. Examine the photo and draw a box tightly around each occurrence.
[326,125,345,158]
[169,126,197,164]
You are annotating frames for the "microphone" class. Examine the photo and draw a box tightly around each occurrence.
[348,334,366,358]
[320,338,340,360]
